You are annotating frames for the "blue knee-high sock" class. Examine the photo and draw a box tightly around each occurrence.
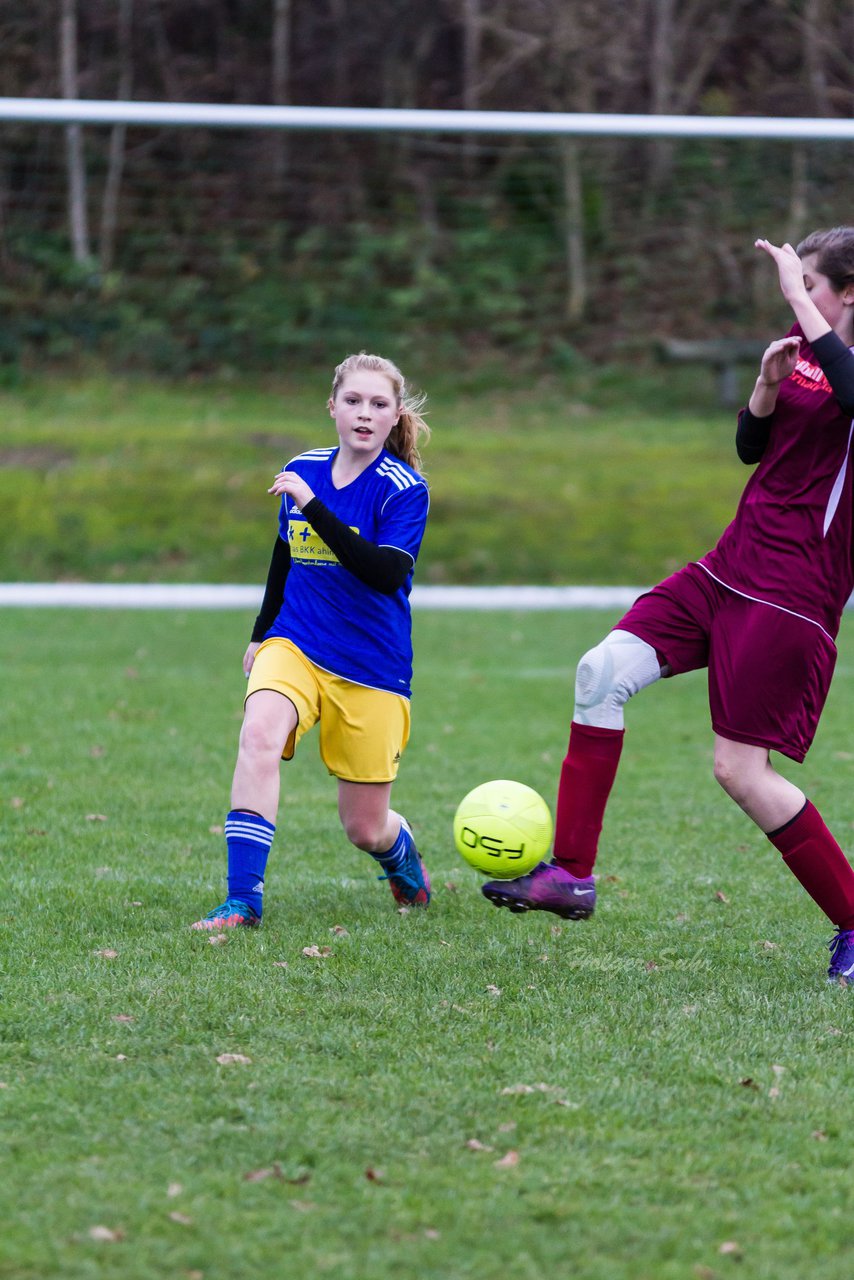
[369,819,412,873]
[225,810,275,918]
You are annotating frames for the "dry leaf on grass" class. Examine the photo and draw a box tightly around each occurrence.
[714,890,730,903]
[167,1182,183,1198]
[88,1225,124,1242]
[485,984,502,996]
[365,1167,385,1182]
[112,1014,134,1024]
[330,924,349,936]
[500,1082,562,1096]
[465,1139,494,1152]
[244,1165,284,1183]
[302,945,332,958]
[718,1241,742,1257]
[94,949,118,959]
[216,1053,252,1065]
[86,814,108,822]
[168,1211,193,1226]
[208,934,229,946]
[493,1150,519,1169]
[272,960,289,968]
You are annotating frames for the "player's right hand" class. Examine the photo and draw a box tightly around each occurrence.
[758,335,801,387]
[243,641,261,678]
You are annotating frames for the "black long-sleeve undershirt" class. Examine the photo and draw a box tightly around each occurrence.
[735,407,773,464]
[250,497,413,642]
[736,329,854,465]
[251,535,291,641]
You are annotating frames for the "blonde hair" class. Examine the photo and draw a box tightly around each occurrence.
[330,352,430,474]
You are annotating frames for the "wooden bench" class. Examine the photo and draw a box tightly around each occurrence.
[659,338,768,408]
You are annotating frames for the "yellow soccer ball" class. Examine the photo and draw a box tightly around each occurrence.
[453,779,553,879]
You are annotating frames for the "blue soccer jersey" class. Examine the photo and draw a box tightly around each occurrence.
[265,446,429,697]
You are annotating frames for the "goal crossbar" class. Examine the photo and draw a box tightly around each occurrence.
[1,98,853,140]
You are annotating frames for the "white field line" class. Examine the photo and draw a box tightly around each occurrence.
[0,583,648,610]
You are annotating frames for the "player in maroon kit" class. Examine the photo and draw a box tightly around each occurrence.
[483,228,854,985]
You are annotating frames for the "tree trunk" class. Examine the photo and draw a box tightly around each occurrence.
[270,0,291,196]
[461,0,481,181]
[99,0,133,274]
[804,0,832,115]
[60,0,90,265]
[786,144,810,246]
[561,138,586,323]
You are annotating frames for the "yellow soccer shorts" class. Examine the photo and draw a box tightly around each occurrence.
[245,637,411,783]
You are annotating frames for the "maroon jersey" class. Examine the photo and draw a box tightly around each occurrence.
[700,325,854,639]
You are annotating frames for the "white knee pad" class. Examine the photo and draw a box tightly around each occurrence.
[574,629,662,730]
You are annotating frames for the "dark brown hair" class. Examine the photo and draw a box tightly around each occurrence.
[797,226,854,292]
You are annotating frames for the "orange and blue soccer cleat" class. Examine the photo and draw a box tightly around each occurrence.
[377,819,431,907]
[190,897,260,930]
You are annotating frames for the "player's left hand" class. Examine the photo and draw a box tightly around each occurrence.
[268,470,315,510]
[755,238,807,304]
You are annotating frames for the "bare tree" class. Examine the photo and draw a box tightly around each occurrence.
[270,0,291,195]
[60,0,91,264]
[461,0,481,176]
[99,0,134,274]
[646,0,747,193]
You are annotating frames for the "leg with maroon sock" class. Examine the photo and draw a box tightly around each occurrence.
[768,801,854,931]
[713,734,854,930]
[552,722,624,878]
[481,630,663,919]
[553,629,663,877]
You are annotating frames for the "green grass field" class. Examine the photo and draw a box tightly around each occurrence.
[3,606,854,1279]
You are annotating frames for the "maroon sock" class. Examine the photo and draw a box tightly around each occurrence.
[768,800,854,930]
[552,721,624,878]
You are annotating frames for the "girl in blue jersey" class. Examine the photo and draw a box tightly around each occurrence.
[192,353,431,929]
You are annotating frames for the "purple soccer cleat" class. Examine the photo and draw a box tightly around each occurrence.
[827,928,854,983]
[481,860,596,921]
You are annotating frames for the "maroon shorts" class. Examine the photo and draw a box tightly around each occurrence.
[616,562,838,762]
